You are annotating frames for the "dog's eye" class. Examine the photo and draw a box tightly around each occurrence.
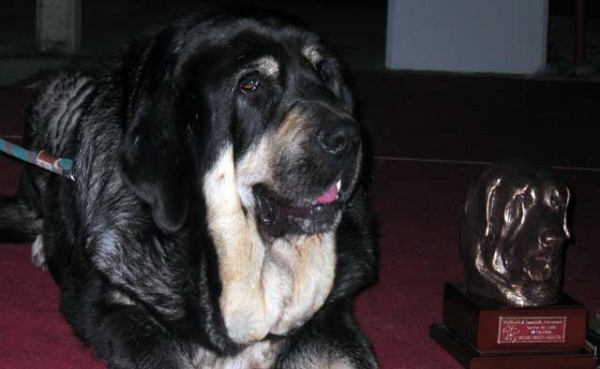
[240,77,260,93]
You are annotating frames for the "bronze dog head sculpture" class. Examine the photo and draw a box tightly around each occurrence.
[460,160,571,306]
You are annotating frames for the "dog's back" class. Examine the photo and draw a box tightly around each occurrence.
[0,70,94,243]
[26,70,95,158]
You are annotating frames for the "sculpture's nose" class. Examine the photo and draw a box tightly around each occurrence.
[539,230,565,249]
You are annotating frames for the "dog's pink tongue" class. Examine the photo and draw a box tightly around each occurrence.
[316,182,339,205]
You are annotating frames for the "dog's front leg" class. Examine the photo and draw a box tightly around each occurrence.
[82,308,191,369]
[60,280,194,369]
[274,302,379,369]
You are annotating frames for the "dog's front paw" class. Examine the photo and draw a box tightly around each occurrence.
[31,235,46,269]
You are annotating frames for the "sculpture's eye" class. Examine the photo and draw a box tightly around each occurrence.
[549,190,561,210]
[519,192,534,209]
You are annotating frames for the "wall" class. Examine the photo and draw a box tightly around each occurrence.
[386,0,548,74]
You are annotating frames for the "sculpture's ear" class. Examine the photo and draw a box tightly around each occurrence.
[119,34,193,233]
[502,190,523,229]
[483,178,502,238]
[562,186,572,240]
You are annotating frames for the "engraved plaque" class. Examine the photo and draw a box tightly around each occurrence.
[498,316,567,344]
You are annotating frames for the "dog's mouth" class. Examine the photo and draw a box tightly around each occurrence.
[314,179,342,205]
[253,179,345,239]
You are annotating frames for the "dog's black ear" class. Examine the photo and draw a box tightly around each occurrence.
[119,32,193,233]
[340,83,355,112]
[321,58,355,112]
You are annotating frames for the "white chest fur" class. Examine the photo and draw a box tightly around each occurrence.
[203,146,337,344]
[193,341,283,369]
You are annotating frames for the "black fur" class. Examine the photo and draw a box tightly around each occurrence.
[0,9,378,369]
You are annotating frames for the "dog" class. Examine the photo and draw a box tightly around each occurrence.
[0,8,378,369]
[460,159,571,306]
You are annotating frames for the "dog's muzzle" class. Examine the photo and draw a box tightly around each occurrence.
[253,114,362,239]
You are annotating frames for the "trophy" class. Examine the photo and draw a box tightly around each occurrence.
[430,159,597,368]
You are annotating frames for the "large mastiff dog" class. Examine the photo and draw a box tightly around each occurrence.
[0,9,378,368]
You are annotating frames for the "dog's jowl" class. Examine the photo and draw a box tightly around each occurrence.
[0,9,378,369]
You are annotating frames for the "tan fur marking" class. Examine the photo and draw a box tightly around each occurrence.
[31,235,46,268]
[193,340,283,369]
[109,290,136,306]
[277,109,306,142]
[271,107,313,167]
[255,56,279,77]
[204,145,338,344]
[236,139,273,207]
[204,147,271,342]
[302,45,322,67]
[236,106,310,201]
[271,233,336,334]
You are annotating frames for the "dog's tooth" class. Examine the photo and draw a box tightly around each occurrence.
[336,180,342,200]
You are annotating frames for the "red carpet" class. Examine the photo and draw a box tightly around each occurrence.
[2,74,600,368]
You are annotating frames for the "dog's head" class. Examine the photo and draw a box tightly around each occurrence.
[460,160,571,306]
[119,11,361,239]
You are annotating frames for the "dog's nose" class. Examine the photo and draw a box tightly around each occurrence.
[317,118,360,156]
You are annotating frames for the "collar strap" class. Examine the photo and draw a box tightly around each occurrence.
[0,138,75,181]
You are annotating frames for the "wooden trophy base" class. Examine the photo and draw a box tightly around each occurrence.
[431,323,596,369]
[430,283,597,369]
